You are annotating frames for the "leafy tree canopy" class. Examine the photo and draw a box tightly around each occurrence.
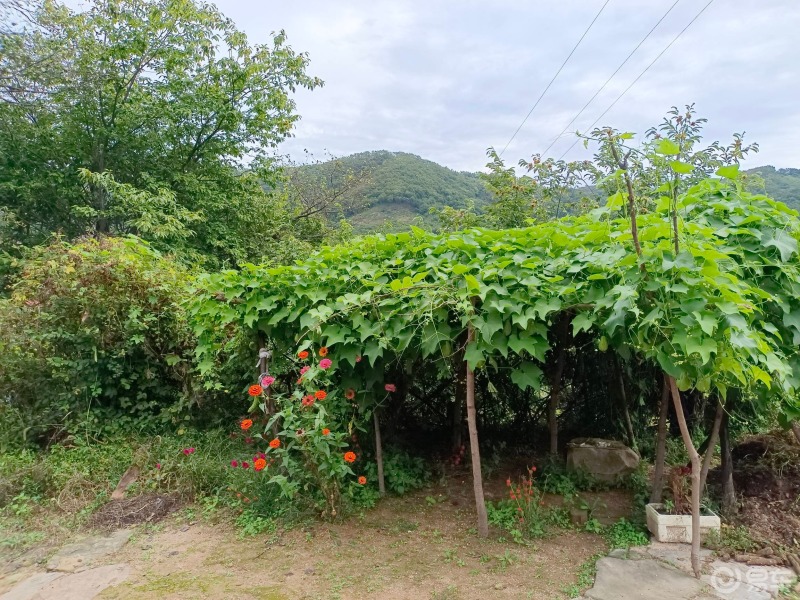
[0,0,322,266]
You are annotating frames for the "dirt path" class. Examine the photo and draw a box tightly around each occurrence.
[98,492,606,600]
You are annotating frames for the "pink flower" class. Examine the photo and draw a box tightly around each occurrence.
[244,437,253,444]
[183,448,194,455]
[242,461,249,469]
[155,463,161,470]
[300,366,310,375]
[261,375,275,388]
[230,460,238,467]
[319,359,332,369]
[384,383,396,392]
[356,356,362,363]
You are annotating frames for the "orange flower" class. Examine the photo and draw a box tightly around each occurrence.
[345,388,356,400]
[298,350,309,359]
[319,346,328,357]
[248,384,263,397]
[301,396,315,407]
[322,428,330,436]
[344,451,357,463]
[315,390,327,400]
[240,419,253,431]
[269,438,280,449]
[358,475,367,485]
[254,458,267,471]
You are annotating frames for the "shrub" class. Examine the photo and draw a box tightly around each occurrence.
[364,447,429,495]
[0,236,195,445]
[239,347,370,519]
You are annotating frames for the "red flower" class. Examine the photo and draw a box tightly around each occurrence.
[358,476,367,485]
[155,463,161,470]
[315,390,327,400]
[248,384,263,397]
[254,458,267,471]
[355,355,362,363]
[344,451,357,463]
[298,350,309,359]
[322,428,330,436]
[384,383,396,392]
[269,438,280,449]
[230,460,238,467]
[242,461,250,469]
[240,419,253,431]
[302,396,315,407]
[506,478,511,487]
[345,389,356,400]
[319,347,329,357]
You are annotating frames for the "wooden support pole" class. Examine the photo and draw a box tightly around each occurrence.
[374,409,386,497]
[465,321,489,538]
[650,377,670,504]
[667,375,701,578]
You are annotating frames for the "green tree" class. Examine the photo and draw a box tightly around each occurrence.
[0,0,322,266]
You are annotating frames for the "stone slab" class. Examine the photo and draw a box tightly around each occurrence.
[584,557,705,600]
[46,530,132,573]
[703,560,795,599]
[646,541,714,573]
[33,564,130,600]
[0,573,64,600]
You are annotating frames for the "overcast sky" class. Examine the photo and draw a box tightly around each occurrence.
[215,0,797,172]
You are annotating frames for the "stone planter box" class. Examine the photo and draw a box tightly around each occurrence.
[645,503,720,543]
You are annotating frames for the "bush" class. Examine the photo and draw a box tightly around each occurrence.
[364,447,429,496]
[0,236,195,446]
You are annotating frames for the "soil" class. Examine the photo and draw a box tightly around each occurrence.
[726,431,800,550]
[93,469,614,600]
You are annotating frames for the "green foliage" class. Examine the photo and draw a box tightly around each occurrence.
[745,166,800,211]
[0,236,195,445]
[487,472,566,542]
[365,447,429,495]
[191,172,800,428]
[704,524,758,554]
[0,0,322,266]
[604,518,649,549]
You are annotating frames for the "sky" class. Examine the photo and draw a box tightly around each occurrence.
[213,1,798,172]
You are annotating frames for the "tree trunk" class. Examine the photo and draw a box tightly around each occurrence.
[465,322,488,538]
[374,409,385,497]
[720,411,736,515]
[650,377,670,504]
[614,356,637,451]
[451,333,467,453]
[667,375,701,578]
[699,399,724,494]
[549,314,570,455]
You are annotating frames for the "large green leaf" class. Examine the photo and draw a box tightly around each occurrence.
[510,362,543,391]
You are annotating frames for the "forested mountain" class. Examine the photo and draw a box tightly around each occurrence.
[745,166,800,210]
[295,152,800,232]
[294,151,493,231]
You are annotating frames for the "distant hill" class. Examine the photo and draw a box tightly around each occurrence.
[294,151,493,231]
[745,166,800,211]
[294,152,800,232]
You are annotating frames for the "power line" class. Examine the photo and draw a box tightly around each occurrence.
[557,0,714,161]
[499,0,611,157]
[540,0,681,159]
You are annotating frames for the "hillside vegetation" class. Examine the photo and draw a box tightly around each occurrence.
[294,150,494,231]
[295,152,800,232]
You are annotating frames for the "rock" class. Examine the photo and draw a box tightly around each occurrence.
[608,549,628,559]
[46,530,132,573]
[303,568,315,575]
[756,547,774,558]
[584,557,704,600]
[34,564,130,599]
[566,438,640,482]
[0,572,64,600]
[570,508,589,526]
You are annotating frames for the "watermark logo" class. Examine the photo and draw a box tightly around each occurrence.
[709,564,794,595]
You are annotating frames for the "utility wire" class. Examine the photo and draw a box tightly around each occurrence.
[499,0,611,157]
[557,0,714,161]
[540,0,681,159]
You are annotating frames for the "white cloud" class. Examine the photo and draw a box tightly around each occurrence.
[213,0,800,170]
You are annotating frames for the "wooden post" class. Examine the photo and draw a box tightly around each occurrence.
[720,411,736,515]
[667,375,701,578]
[465,321,489,538]
[374,409,386,497]
[650,377,670,504]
